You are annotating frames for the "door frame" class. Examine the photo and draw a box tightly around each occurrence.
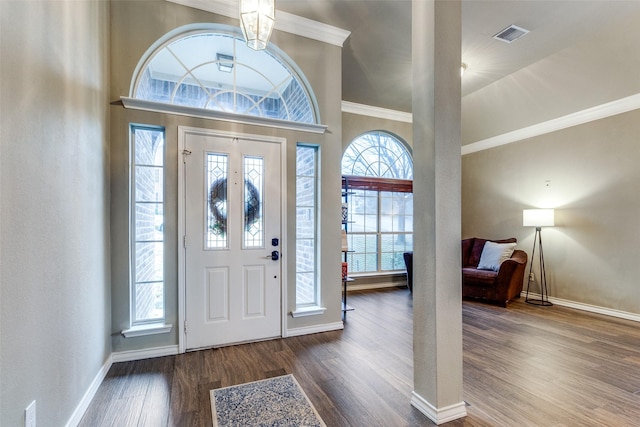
[177,125,288,353]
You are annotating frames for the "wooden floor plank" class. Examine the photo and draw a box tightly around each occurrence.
[80,287,640,426]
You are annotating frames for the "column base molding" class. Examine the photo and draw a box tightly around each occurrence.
[410,391,467,425]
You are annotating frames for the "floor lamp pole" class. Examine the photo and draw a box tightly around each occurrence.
[525,226,553,306]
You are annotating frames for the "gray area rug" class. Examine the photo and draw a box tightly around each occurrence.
[210,374,326,427]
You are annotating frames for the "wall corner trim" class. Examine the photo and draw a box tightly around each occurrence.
[462,92,640,155]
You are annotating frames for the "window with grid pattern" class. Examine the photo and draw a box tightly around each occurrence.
[296,145,319,306]
[132,27,319,125]
[342,131,413,274]
[131,125,165,325]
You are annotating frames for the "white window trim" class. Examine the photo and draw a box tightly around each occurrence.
[128,124,167,331]
[121,97,327,134]
[122,323,173,338]
[295,144,321,310]
[291,306,327,318]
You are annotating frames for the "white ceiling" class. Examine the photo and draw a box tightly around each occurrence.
[277,0,640,113]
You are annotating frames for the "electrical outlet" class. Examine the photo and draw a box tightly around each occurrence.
[529,272,535,281]
[25,400,36,427]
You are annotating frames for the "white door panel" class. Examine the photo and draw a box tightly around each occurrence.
[183,132,281,350]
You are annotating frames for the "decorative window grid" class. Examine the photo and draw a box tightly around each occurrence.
[296,145,319,306]
[131,125,165,325]
[133,27,319,125]
[341,131,413,274]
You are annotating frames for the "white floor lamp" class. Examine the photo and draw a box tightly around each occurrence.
[523,209,554,306]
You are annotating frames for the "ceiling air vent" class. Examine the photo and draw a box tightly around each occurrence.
[493,25,530,43]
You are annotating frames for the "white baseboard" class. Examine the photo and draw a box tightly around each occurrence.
[522,292,640,323]
[111,345,180,363]
[65,354,113,427]
[411,391,467,424]
[286,321,344,337]
[66,345,179,426]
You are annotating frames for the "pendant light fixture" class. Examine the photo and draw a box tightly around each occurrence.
[240,0,275,50]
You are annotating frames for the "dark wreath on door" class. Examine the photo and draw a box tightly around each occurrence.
[206,153,264,249]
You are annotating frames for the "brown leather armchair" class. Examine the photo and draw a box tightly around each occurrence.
[462,237,528,307]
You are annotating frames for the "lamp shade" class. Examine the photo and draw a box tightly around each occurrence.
[240,0,275,51]
[523,209,555,227]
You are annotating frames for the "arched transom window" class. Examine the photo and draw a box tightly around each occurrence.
[342,131,413,179]
[341,131,413,274]
[131,25,319,124]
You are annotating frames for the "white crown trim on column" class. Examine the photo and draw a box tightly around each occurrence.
[165,0,351,46]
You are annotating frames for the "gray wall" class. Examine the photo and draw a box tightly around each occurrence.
[462,109,640,314]
[0,1,111,425]
[109,0,344,352]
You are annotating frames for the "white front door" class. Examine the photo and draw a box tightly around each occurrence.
[181,129,282,350]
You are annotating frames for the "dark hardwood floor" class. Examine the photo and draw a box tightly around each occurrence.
[80,288,640,426]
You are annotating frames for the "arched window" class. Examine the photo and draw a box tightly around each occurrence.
[342,131,412,179]
[341,131,413,274]
[129,24,320,125]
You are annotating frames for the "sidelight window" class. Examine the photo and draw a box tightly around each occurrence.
[130,125,166,325]
[295,145,319,307]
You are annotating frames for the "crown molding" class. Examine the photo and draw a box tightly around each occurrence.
[341,101,413,123]
[462,92,640,155]
[275,11,351,47]
[165,0,350,47]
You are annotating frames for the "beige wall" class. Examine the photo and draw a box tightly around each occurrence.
[109,0,344,352]
[342,111,413,152]
[0,1,110,425]
[462,109,640,314]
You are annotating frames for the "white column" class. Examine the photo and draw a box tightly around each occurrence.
[411,0,466,424]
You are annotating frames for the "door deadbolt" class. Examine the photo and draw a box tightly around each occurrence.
[265,250,279,261]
